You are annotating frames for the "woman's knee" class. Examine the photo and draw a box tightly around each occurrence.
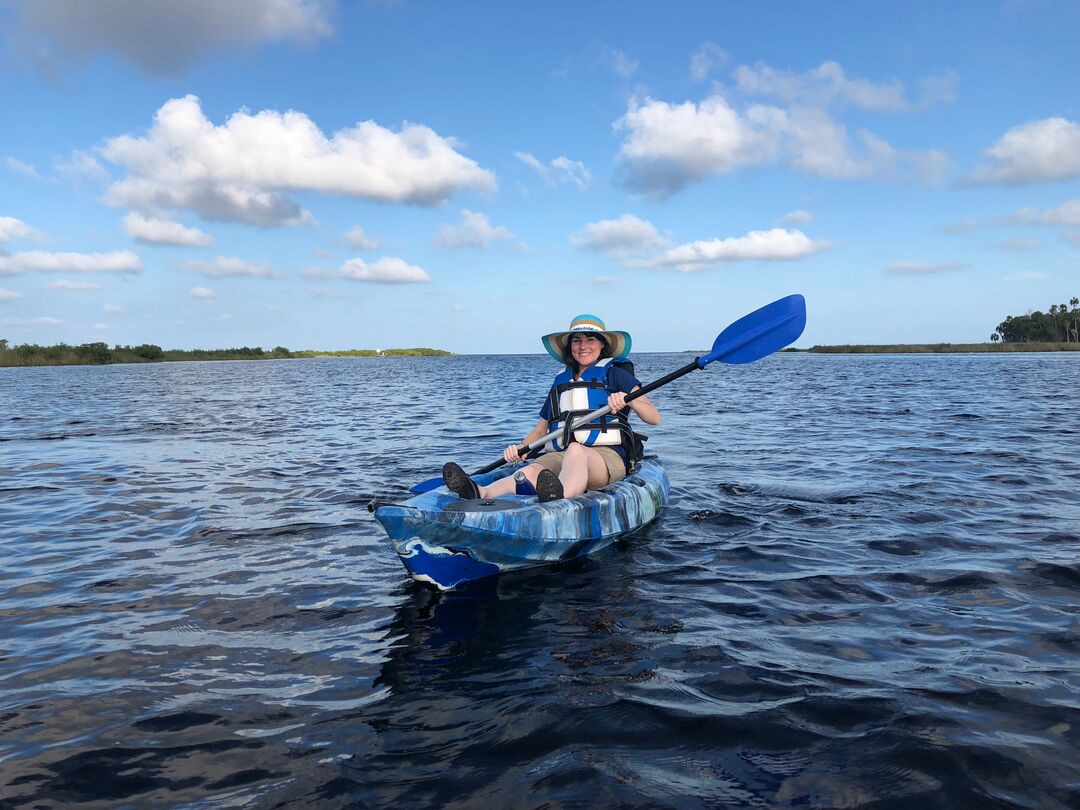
[564,442,588,459]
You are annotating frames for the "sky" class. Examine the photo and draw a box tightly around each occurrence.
[1,0,1079,353]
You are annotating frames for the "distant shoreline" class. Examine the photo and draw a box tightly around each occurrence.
[0,343,453,368]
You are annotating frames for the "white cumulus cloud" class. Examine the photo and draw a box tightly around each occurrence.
[101,96,495,227]
[571,214,670,261]
[0,216,45,243]
[124,212,212,246]
[0,250,141,275]
[190,286,217,299]
[340,257,430,284]
[14,0,334,76]
[615,96,773,197]
[515,152,591,190]
[655,228,831,271]
[616,95,948,196]
[179,256,279,278]
[435,210,515,249]
[344,225,382,250]
[974,117,1080,185]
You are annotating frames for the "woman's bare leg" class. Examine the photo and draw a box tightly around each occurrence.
[477,463,544,498]
[557,443,611,497]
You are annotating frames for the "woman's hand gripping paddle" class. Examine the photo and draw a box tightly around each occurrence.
[395,294,806,499]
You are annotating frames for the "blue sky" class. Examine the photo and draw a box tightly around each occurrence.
[1,0,1079,353]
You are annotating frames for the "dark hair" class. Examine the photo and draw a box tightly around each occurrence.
[562,334,612,374]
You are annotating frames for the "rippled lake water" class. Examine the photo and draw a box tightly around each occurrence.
[2,353,1079,808]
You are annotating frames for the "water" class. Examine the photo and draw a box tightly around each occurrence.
[1,353,1078,808]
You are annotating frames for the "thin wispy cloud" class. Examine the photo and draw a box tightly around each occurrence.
[47,279,102,290]
[994,238,1040,251]
[435,209,515,249]
[690,42,728,81]
[886,261,967,275]
[0,288,24,301]
[5,157,43,180]
[190,286,217,299]
[0,250,141,274]
[1007,199,1080,226]
[179,256,279,278]
[938,218,981,235]
[734,61,958,112]
[778,209,813,226]
[300,266,337,279]
[601,46,638,79]
[344,225,382,251]
[515,152,592,190]
[0,316,63,326]
[54,150,109,183]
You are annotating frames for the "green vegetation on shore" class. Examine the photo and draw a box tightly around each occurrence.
[992,296,1079,344]
[0,339,452,368]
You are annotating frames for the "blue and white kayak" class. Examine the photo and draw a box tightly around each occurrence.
[374,458,670,590]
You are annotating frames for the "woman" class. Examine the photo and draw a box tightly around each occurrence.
[443,314,661,502]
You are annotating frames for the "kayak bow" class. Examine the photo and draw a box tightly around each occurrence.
[374,458,670,590]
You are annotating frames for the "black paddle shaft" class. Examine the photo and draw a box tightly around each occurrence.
[469,358,702,477]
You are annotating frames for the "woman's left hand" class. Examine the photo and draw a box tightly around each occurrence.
[607,392,628,413]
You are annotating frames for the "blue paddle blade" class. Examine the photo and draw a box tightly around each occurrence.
[409,476,444,494]
[697,294,806,368]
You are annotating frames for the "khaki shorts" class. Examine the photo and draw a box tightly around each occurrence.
[533,445,627,485]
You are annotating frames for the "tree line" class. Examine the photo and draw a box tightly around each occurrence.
[992,297,1080,343]
[0,340,450,367]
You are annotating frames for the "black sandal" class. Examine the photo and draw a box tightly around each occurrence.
[535,469,564,503]
[442,462,480,499]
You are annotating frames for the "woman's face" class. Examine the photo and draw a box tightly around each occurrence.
[569,333,603,366]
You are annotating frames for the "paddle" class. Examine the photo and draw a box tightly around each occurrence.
[400,294,806,497]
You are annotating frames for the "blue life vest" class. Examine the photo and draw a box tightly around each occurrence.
[547,357,635,452]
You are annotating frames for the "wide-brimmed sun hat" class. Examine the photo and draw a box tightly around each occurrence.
[541,314,632,363]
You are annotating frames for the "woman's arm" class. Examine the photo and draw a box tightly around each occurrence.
[504,417,550,462]
[607,386,660,425]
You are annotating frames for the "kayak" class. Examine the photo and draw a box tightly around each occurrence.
[374,457,670,590]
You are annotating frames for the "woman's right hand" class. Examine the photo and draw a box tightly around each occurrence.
[504,443,523,463]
